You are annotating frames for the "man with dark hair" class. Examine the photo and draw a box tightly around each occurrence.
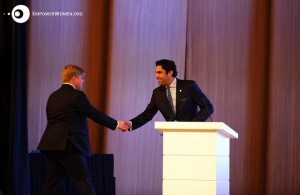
[122,59,214,130]
[37,64,127,195]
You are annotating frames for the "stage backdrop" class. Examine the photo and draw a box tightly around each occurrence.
[28,0,300,194]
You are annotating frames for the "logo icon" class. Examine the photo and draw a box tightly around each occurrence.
[11,5,30,23]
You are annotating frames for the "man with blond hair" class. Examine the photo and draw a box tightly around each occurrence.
[38,64,126,195]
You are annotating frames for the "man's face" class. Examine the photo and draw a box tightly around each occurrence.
[155,65,173,86]
[73,74,85,90]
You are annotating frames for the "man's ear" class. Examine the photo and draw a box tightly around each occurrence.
[168,70,173,77]
[70,76,76,83]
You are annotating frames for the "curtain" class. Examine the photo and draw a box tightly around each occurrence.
[0,0,29,194]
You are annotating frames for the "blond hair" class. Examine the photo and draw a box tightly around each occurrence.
[62,64,85,83]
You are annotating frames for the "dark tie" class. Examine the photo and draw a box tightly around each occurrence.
[166,86,175,114]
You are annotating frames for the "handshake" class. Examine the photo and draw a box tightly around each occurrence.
[117,121,132,132]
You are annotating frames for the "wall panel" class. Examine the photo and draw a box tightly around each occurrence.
[186,0,270,194]
[84,0,111,153]
[28,0,88,152]
[104,0,187,194]
[28,0,110,153]
[267,0,300,193]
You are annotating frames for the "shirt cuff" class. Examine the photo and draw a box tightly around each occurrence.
[128,121,133,131]
[116,121,119,130]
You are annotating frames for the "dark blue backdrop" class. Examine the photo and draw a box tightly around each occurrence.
[0,0,29,194]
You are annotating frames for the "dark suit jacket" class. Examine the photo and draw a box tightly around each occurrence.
[130,79,214,130]
[37,84,117,156]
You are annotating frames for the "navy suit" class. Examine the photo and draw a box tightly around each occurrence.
[130,79,214,130]
[37,84,117,194]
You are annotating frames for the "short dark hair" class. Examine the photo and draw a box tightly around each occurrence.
[155,59,178,77]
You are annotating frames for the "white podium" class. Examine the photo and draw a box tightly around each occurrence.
[155,122,238,195]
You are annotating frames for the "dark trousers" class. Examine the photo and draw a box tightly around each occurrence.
[41,143,95,195]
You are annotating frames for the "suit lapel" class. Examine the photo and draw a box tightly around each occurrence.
[176,79,184,111]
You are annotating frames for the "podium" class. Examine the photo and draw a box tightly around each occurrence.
[155,122,238,195]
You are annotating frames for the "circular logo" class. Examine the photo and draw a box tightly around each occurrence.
[11,5,30,23]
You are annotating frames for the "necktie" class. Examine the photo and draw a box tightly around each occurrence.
[166,86,175,114]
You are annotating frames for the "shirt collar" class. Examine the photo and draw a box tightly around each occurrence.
[63,83,76,89]
[168,78,177,88]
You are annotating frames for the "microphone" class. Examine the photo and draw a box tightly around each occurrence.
[202,97,212,122]
[169,97,189,121]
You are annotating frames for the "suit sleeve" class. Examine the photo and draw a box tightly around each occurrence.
[191,81,214,121]
[130,93,159,130]
[76,92,118,130]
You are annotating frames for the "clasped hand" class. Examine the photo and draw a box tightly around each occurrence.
[117,121,131,132]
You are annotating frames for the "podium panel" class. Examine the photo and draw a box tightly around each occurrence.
[163,156,229,180]
[155,122,238,195]
[163,132,229,155]
[163,180,229,195]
